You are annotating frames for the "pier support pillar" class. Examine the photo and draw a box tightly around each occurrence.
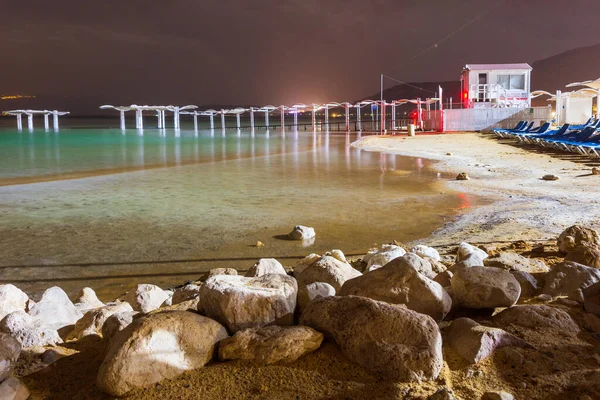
[157,111,163,129]
[250,110,255,130]
[391,103,396,131]
[311,107,316,131]
[236,113,241,130]
[27,114,33,130]
[356,104,361,131]
[44,114,50,130]
[294,107,298,127]
[174,107,180,130]
[265,111,269,128]
[221,110,226,130]
[52,111,60,130]
[344,106,350,131]
[120,111,126,130]
[16,114,22,130]
[381,102,386,134]
[209,114,214,130]
[194,112,199,131]
[324,106,329,128]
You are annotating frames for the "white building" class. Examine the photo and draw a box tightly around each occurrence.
[461,63,532,109]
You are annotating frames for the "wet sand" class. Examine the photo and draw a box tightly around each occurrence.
[354,132,600,244]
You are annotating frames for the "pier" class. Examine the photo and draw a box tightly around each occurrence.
[2,109,70,131]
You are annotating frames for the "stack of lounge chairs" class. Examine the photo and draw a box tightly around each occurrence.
[491,119,600,158]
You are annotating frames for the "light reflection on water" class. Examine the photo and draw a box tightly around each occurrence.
[0,126,477,299]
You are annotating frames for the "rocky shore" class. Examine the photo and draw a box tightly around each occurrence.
[1,225,600,399]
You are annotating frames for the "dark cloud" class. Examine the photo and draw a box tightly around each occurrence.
[1,0,599,113]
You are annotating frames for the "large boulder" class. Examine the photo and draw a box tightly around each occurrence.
[0,333,21,382]
[219,325,323,364]
[0,311,62,348]
[125,284,169,314]
[73,287,105,313]
[0,378,30,400]
[293,254,321,275]
[198,274,297,333]
[541,261,600,297]
[97,311,228,397]
[565,242,600,269]
[583,282,600,316]
[557,225,600,253]
[363,245,406,270]
[410,245,441,262]
[66,302,134,341]
[510,271,539,298]
[447,318,529,364]
[245,258,287,277]
[297,282,336,313]
[492,305,580,333]
[484,252,549,273]
[171,284,201,305]
[339,255,451,321]
[451,267,520,309]
[27,286,82,330]
[295,255,361,291]
[0,285,28,322]
[288,225,315,240]
[300,296,443,382]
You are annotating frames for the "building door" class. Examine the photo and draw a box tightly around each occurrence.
[478,73,487,102]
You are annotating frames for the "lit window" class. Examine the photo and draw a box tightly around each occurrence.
[497,75,525,90]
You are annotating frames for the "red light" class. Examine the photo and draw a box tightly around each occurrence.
[463,92,468,99]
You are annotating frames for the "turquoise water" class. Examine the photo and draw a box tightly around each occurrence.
[0,123,475,300]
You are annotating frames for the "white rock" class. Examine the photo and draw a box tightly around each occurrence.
[0,285,28,322]
[162,290,174,307]
[297,282,336,312]
[125,284,169,314]
[0,311,62,348]
[293,253,321,275]
[300,296,443,381]
[365,245,407,270]
[66,302,134,341]
[0,333,21,382]
[199,274,298,333]
[411,245,441,262]
[218,325,323,364]
[447,318,529,364]
[456,242,488,263]
[339,255,452,321]
[28,287,83,330]
[326,249,347,263]
[295,255,361,291]
[245,258,287,277]
[73,287,105,313]
[171,284,201,305]
[288,225,316,240]
[97,311,228,397]
[0,377,30,400]
[451,266,521,309]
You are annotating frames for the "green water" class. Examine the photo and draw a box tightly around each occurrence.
[0,125,475,300]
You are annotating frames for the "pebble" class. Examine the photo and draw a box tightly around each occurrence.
[256,241,265,247]
[456,172,470,181]
[542,174,559,181]
[592,167,600,175]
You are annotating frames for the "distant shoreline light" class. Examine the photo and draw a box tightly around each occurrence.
[1,95,36,100]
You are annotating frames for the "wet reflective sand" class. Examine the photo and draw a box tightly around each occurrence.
[0,127,478,300]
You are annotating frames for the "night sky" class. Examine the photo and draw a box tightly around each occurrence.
[2,0,599,112]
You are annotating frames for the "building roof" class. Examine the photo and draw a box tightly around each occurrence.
[464,63,532,71]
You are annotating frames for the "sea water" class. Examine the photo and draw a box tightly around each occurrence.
[0,123,475,299]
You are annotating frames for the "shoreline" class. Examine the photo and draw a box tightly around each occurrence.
[352,132,600,244]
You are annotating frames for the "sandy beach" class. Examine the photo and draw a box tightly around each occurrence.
[354,132,600,245]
